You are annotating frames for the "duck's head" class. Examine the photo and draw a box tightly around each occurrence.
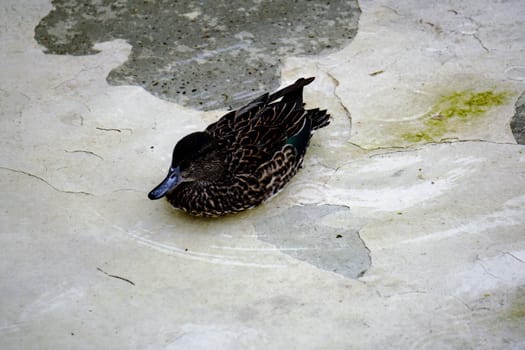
[148,131,220,200]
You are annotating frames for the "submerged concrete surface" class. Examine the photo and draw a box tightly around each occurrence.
[1,0,525,349]
[511,91,525,144]
[34,0,360,110]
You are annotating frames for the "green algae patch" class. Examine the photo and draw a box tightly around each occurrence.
[503,287,525,322]
[508,304,525,320]
[402,90,510,143]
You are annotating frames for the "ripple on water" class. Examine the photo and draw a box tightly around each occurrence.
[505,66,525,81]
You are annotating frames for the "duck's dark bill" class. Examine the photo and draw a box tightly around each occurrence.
[148,166,181,200]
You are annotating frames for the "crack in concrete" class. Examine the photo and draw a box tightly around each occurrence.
[52,66,100,92]
[453,296,475,312]
[360,139,518,159]
[380,5,403,17]
[504,252,525,264]
[111,188,143,193]
[456,15,489,53]
[0,166,93,196]
[325,70,353,129]
[373,289,428,299]
[355,229,371,278]
[473,34,490,53]
[95,126,133,134]
[475,255,501,281]
[96,267,135,286]
[65,149,104,160]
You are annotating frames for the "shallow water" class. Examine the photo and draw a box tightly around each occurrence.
[1,0,525,348]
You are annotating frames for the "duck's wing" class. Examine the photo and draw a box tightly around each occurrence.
[208,77,327,175]
[256,118,313,195]
[228,106,311,174]
[205,93,270,140]
[206,77,316,140]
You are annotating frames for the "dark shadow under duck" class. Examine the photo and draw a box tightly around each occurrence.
[148,77,330,216]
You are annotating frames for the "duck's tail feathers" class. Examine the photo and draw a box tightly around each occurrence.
[308,108,331,130]
[269,77,315,108]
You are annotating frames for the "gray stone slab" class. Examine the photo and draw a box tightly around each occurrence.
[511,91,525,144]
[35,0,360,110]
[255,205,370,278]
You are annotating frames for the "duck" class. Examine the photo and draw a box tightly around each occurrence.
[148,77,330,216]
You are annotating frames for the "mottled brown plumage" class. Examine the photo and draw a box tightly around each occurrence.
[148,77,330,216]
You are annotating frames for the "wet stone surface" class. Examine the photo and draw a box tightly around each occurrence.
[255,205,370,278]
[511,91,525,144]
[35,0,360,110]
